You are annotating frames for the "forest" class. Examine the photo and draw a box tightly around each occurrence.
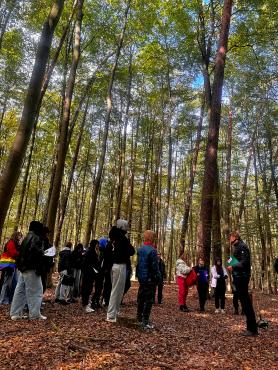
[0,0,277,289]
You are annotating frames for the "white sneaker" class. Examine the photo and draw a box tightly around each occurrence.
[221,309,225,314]
[11,314,28,320]
[85,305,95,313]
[215,309,220,313]
[38,315,47,320]
[30,315,47,320]
[106,317,116,323]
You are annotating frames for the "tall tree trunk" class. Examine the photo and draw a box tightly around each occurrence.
[0,0,64,239]
[47,0,83,243]
[224,109,232,256]
[115,54,133,221]
[83,0,132,246]
[125,109,140,227]
[181,94,204,240]
[137,151,149,246]
[236,133,255,228]
[197,0,233,266]
[54,99,88,248]
[253,144,266,291]
[212,164,221,260]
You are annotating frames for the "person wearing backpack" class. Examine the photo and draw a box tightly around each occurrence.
[10,221,46,320]
[0,231,22,304]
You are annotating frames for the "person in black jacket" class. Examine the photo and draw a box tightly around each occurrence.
[106,219,135,323]
[41,227,55,294]
[155,253,166,304]
[55,241,72,305]
[10,221,46,320]
[81,239,102,313]
[194,257,209,312]
[228,231,258,336]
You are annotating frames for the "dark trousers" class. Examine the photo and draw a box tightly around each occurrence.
[154,283,163,304]
[92,273,104,305]
[233,290,244,313]
[137,282,156,325]
[215,283,226,309]
[234,276,257,333]
[102,271,112,306]
[197,282,208,310]
[81,273,95,307]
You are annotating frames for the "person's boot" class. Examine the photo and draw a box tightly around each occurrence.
[179,305,185,311]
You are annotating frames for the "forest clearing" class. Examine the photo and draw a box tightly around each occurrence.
[0,0,277,369]
[0,284,277,370]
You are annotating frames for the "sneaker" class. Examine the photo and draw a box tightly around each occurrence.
[106,317,116,323]
[11,314,28,320]
[221,309,225,314]
[85,305,95,313]
[30,315,47,320]
[215,309,220,313]
[240,330,258,337]
[142,322,155,330]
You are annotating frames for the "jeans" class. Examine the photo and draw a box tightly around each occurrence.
[107,264,126,320]
[0,268,18,304]
[10,270,43,319]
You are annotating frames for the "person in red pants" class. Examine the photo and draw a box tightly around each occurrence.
[176,252,192,312]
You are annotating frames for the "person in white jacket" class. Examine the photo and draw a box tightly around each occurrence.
[176,252,192,312]
[211,257,228,313]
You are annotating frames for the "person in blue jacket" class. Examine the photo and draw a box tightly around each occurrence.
[136,230,161,330]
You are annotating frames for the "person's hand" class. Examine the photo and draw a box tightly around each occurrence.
[197,273,200,276]
[227,265,233,271]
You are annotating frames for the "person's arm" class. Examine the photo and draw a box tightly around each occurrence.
[150,250,162,282]
[179,263,192,276]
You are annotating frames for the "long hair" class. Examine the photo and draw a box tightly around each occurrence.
[215,257,223,274]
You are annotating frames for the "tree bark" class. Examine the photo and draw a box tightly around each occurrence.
[223,109,232,256]
[0,0,65,239]
[54,98,88,248]
[197,0,233,266]
[47,0,83,243]
[181,95,204,240]
[83,0,132,246]
[115,54,133,221]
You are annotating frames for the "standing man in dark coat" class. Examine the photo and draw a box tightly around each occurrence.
[228,231,258,336]
[155,253,166,304]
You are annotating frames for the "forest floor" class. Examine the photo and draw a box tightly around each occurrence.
[0,282,277,370]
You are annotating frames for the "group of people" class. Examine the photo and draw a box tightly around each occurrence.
[0,222,262,335]
[176,231,259,336]
[0,219,164,330]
